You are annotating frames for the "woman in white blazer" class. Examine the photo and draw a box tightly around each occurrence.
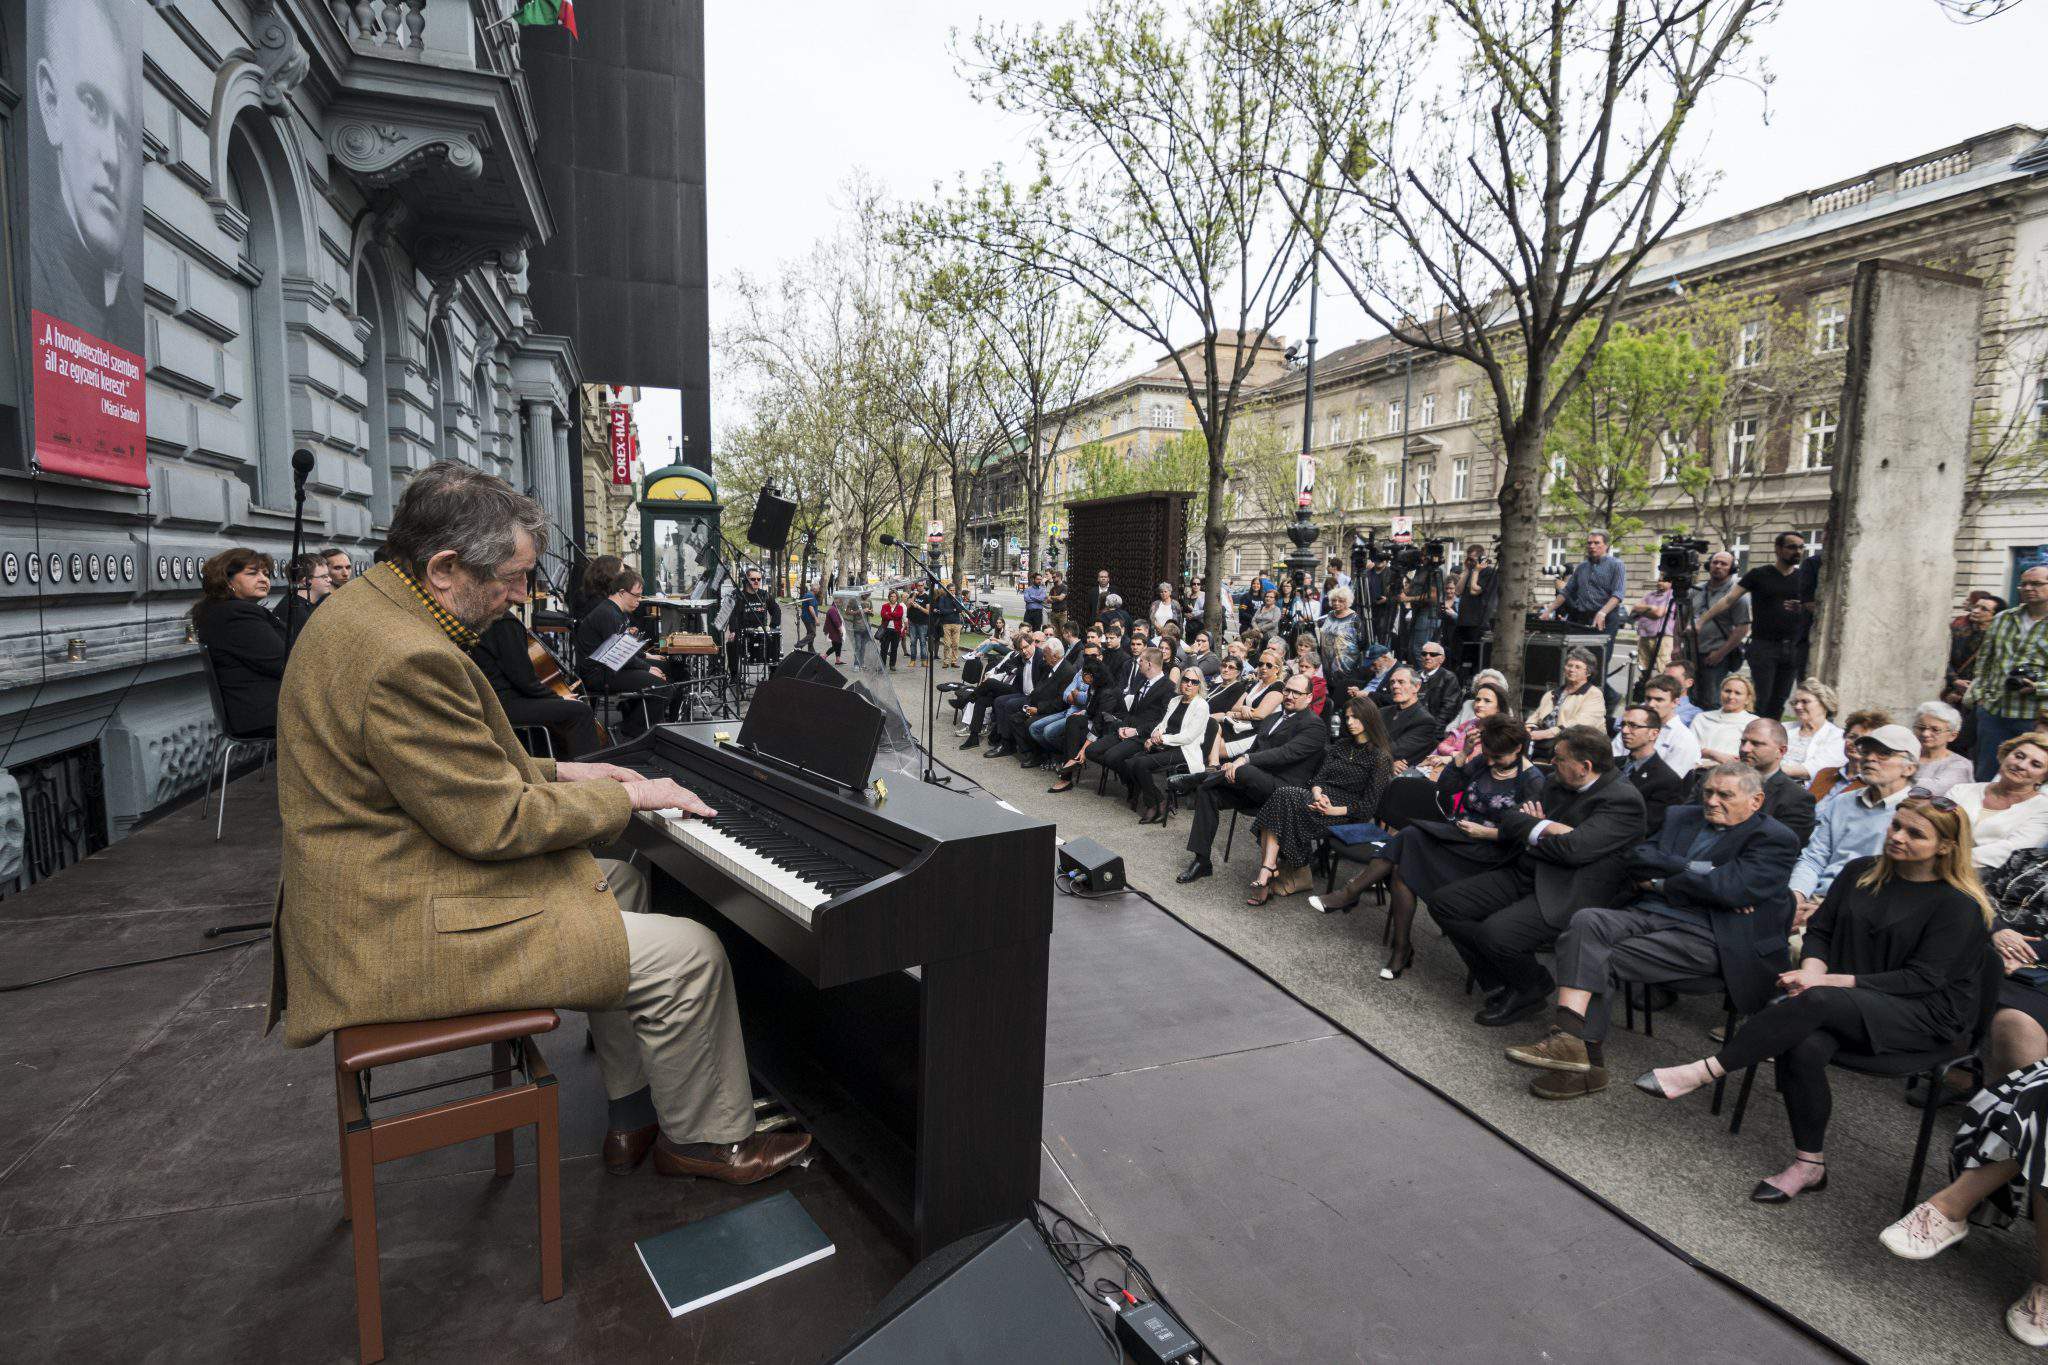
[1129,672,1213,824]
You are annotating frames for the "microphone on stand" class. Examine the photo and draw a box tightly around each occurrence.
[292,447,315,489]
[285,449,316,643]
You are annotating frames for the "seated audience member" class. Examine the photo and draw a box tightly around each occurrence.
[1046,643,1122,789]
[1505,763,1801,1100]
[1424,679,1511,778]
[1177,677,1327,884]
[982,637,1061,758]
[1129,671,1213,823]
[1790,724,1920,925]
[1002,638,1081,767]
[1912,700,1979,797]
[1314,714,1542,981]
[1614,705,1690,836]
[1413,642,1465,728]
[193,548,289,737]
[1980,845,2048,1079]
[1096,592,1132,639]
[1425,727,1648,1026]
[1639,795,1991,1205]
[1947,732,2048,871]
[1180,629,1222,679]
[1056,647,1170,790]
[1781,680,1845,782]
[470,610,606,757]
[1810,708,1893,801]
[1204,655,1250,717]
[1247,697,1394,904]
[1289,633,1328,714]
[1737,717,1819,845]
[1528,649,1608,750]
[1025,647,1095,764]
[1880,1050,2048,1345]
[573,567,671,737]
[1358,643,1400,701]
[1614,676,1703,775]
[1691,674,1759,767]
[1380,667,1446,773]
[270,551,334,646]
[1203,649,1285,767]
[1444,668,1511,731]
[957,631,1030,748]
[1661,659,1704,726]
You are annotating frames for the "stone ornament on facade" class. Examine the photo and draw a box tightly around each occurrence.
[332,119,484,187]
[251,0,312,111]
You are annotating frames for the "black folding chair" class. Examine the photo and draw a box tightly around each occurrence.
[196,644,275,841]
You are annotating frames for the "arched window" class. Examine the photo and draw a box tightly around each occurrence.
[224,131,293,506]
[354,262,394,523]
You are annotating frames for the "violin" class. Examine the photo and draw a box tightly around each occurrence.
[524,626,612,747]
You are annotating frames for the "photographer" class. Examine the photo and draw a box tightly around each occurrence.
[1398,544,1447,662]
[1966,564,2048,781]
[1688,551,1749,707]
[1694,531,1810,721]
[1445,544,1498,678]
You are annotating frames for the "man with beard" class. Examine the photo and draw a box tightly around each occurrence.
[266,462,812,1187]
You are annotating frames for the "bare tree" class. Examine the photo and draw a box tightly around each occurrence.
[1268,0,1775,687]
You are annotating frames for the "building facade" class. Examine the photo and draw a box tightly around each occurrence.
[0,0,590,887]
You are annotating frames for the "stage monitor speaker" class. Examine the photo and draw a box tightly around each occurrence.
[746,490,797,552]
[1058,836,1125,894]
[830,1220,1109,1364]
[773,649,848,689]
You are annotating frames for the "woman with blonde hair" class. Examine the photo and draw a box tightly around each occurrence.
[1691,673,1759,767]
[1638,794,1993,1205]
[1947,732,2048,871]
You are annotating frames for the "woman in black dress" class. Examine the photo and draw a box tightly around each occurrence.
[1639,794,1993,1204]
[192,547,288,737]
[1246,696,1393,906]
[1309,713,1541,980]
[573,567,671,737]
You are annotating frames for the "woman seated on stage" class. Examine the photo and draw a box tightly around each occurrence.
[572,567,672,738]
[1311,713,1541,980]
[1129,671,1214,824]
[1691,674,1759,767]
[1205,650,1286,767]
[571,553,625,620]
[470,608,605,758]
[1289,633,1328,715]
[193,547,288,738]
[1947,733,2048,871]
[1528,649,1606,752]
[1421,679,1513,778]
[1246,696,1394,907]
[1638,794,1992,1204]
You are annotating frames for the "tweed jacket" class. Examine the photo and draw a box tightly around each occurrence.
[266,566,636,1046]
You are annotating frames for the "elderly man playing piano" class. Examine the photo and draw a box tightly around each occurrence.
[265,461,810,1184]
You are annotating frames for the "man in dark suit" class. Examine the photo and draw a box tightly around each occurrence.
[984,638,1062,756]
[1178,676,1327,882]
[958,631,1029,748]
[1413,643,1465,728]
[1379,667,1445,770]
[1739,717,1819,846]
[1083,647,1174,785]
[1008,637,1085,767]
[1427,726,1648,1025]
[1615,704,1690,835]
[1503,763,1800,1099]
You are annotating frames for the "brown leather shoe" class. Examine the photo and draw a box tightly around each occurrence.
[603,1123,659,1175]
[1505,1028,1591,1074]
[1530,1066,1609,1100]
[653,1131,815,1185]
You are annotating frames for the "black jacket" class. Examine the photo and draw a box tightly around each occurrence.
[1103,672,1172,735]
[1025,650,1083,711]
[574,598,641,681]
[196,599,288,735]
[1416,667,1464,729]
[1495,768,1649,929]
[270,593,322,648]
[1623,806,1802,1016]
[471,616,551,702]
[1622,754,1690,836]
[1761,770,1819,846]
[1382,701,1444,766]
[1240,709,1331,786]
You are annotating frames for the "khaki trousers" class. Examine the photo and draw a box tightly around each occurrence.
[584,858,755,1145]
[941,622,962,666]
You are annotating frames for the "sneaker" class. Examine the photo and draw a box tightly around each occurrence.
[2010,1283,2048,1348]
[1506,1028,1591,1074]
[1878,1202,1969,1261]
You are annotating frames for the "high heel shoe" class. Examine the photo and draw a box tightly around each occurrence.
[1246,868,1279,907]
[1378,944,1414,980]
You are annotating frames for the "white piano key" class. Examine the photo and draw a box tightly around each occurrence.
[641,808,832,926]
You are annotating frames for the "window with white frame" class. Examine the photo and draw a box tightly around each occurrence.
[1727,415,1761,475]
[1327,412,1344,446]
[1737,319,1766,369]
[1812,301,1847,353]
[1381,465,1399,505]
[1545,537,1567,573]
[1420,392,1437,426]
[1547,450,1566,488]
[1800,527,1825,559]
[1386,398,1403,431]
[1451,456,1470,500]
[1231,547,1242,575]
[1733,528,1754,573]
[1655,430,1683,484]
[1801,405,1837,470]
[1349,471,1367,508]
[2033,376,2047,436]
[1416,461,1432,503]
[1456,385,1473,421]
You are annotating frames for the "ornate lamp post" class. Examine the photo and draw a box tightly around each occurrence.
[1285,257,1322,588]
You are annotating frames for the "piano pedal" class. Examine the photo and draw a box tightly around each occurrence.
[752,1110,801,1136]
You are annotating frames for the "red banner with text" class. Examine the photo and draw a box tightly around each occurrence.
[609,405,632,484]
[32,311,147,488]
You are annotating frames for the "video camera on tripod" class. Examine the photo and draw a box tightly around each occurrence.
[1352,530,1445,579]
[1658,534,1711,593]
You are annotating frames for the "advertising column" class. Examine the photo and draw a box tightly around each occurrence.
[26,0,147,488]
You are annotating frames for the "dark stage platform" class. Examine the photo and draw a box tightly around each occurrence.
[2,769,1846,1362]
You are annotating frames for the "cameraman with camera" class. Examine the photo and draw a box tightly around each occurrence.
[1966,564,2048,781]
[1688,550,1749,706]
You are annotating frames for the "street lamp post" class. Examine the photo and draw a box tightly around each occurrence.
[1286,257,1323,588]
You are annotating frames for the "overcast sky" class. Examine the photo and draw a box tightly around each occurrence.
[640,0,2046,454]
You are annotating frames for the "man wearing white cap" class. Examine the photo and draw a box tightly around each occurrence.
[1787,723,1920,929]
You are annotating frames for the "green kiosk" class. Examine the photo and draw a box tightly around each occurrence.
[637,460,722,603]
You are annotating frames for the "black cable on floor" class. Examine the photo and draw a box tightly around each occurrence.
[0,933,268,993]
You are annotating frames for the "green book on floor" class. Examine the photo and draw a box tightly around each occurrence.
[634,1192,835,1319]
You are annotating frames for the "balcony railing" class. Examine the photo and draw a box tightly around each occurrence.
[328,0,517,70]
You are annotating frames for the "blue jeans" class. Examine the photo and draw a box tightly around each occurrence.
[1028,708,1075,751]
[1975,708,2037,781]
[909,624,928,659]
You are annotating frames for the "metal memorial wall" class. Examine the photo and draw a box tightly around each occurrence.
[1063,492,1193,623]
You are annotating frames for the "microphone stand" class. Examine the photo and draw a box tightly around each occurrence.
[885,536,953,788]
[284,450,313,645]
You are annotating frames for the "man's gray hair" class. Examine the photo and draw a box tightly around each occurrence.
[1104,592,1123,608]
[1390,665,1419,685]
[1703,761,1764,799]
[384,461,547,581]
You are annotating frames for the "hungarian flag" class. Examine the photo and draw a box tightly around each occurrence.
[515,0,577,38]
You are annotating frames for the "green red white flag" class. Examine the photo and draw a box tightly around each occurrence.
[514,0,577,39]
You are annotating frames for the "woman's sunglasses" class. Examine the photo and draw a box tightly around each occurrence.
[1904,787,1959,812]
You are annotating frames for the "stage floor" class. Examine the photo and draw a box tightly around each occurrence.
[3,767,1840,1362]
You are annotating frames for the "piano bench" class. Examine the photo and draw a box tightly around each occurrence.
[331,1009,563,1364]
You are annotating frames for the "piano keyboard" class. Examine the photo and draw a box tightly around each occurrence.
[634,770,875,927]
